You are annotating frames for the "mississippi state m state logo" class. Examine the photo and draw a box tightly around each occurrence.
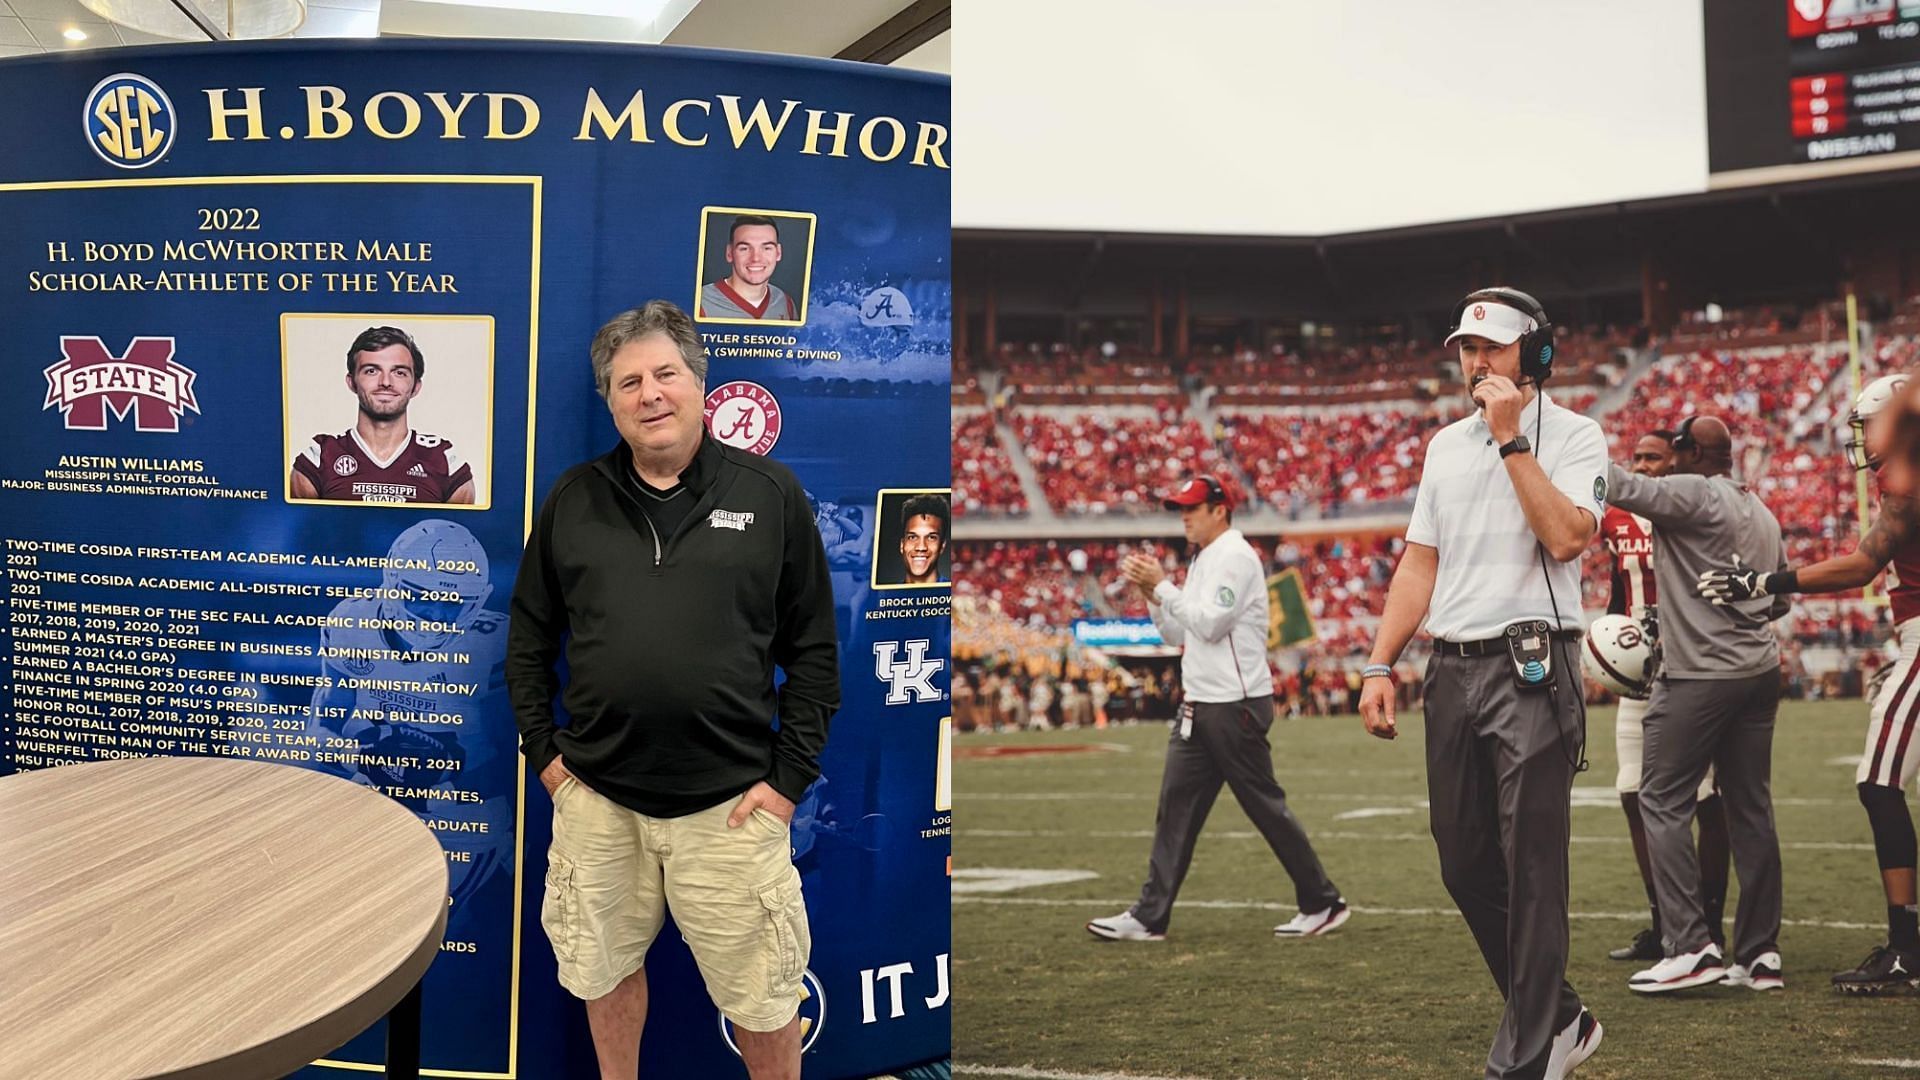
[43,336,200,432]
[874,639,945,705]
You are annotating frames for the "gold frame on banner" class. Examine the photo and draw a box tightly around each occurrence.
[0,173,542,1080]
[691,204,819,328]
[869,485,953,591]
[279,311,500,513]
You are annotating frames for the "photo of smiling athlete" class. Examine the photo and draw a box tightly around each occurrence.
[699,214,799,322]
[897,492,948,586]
[290,325,475,505]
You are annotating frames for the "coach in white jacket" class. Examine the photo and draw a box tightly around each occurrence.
[1086,474,1348,943]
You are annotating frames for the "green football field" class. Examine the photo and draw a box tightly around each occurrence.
[952,700,1920,1080]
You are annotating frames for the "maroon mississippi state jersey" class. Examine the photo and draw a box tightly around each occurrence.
[294,429,473,504]
[1873,477,1920,625]
[1602,505,1656,619]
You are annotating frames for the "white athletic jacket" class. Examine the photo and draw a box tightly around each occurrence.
[1149,529,1275,703]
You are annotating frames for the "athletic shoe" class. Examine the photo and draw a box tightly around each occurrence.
[1544,1007,1603,1079]
[1273,900,1351,938]
[1723,952,1784,991]
[1629,943,1728,993]
[1608,927,1663,962]
[1831,944,1920,995]
[1085,911,1164,942]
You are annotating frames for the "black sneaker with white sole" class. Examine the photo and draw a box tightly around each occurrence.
[1831,944,1920,995]
[1608,927,1662,962]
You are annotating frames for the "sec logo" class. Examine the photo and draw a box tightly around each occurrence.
[704,380,782,456]
[84,74,176,169]
[334,455,360,476]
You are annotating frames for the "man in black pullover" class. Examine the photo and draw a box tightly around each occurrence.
[507,300,839,1080]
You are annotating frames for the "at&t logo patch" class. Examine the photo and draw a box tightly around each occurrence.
[85,74,176,169]
[43,336,199,432]
[704,380,782,455]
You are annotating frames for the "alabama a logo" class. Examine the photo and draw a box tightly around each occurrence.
[860,286,915,328]
[43,336,199,432]
[704,380,782,455]
[874,639,945,705]
[84,73,176,169]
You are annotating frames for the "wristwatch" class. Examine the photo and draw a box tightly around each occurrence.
[1498,435,1532,459]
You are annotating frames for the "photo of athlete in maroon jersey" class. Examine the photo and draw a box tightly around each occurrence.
[290,325,476,505]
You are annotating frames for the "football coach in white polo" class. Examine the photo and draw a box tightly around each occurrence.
[1360,288,1609,1080]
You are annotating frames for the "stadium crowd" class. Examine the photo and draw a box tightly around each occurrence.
[956,305,1905,723]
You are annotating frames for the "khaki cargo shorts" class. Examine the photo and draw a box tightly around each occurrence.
[540,776,811,1031]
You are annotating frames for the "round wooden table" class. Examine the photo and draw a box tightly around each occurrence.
[0,756,448,1079]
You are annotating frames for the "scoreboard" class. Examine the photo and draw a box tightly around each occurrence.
[1707,0,1920,179]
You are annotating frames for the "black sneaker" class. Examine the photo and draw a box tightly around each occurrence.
[1831,944,1920,995]
[1608,927,1663,962]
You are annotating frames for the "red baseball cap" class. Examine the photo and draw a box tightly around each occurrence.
[1162,474,1234,511]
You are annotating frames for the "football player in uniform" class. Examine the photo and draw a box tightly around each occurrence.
[698,215,799,322]
[1604,429,1733,962]
[291,325,477,505]
[304,519,512,913]
[1700,373,1920,993]
[809,490,872,642]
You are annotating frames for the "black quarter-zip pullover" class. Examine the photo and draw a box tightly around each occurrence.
[506,433,840,816]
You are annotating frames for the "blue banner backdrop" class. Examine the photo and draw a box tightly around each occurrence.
[0,41,950,1079]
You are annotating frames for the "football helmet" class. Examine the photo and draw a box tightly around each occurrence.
[380,519,492,650]
[1846,373,1910,471]
[1582,613,1654,700]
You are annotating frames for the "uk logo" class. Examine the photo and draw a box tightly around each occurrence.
[704,380,782,455]
[43,336,199,432]
[84,73,176,170]
[874,639,945,705]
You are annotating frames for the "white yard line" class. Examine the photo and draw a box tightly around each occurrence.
[955,1066,1212,1080]
[1850,1061,1920,1071]
[951,895,1882,931]
[958,829,1872,851]
[965,791,1845,806]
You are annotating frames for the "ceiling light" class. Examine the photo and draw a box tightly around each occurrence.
[63,26,89,40]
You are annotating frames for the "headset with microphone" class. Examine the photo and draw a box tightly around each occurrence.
[1449,286,1556,388]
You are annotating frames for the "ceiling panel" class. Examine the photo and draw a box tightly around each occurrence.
[666,0,909,57]
[0,0,947,68]
[22,15,116,47]
[294,4,377,36]
[7,0,94,21]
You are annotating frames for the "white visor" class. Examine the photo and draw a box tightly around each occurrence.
[1445,300,1538,347]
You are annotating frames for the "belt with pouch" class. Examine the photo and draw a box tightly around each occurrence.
[1434,630,1581,658]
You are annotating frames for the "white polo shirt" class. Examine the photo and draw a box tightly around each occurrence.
[1149,528,1275,702]
[1405,391,1609,642]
